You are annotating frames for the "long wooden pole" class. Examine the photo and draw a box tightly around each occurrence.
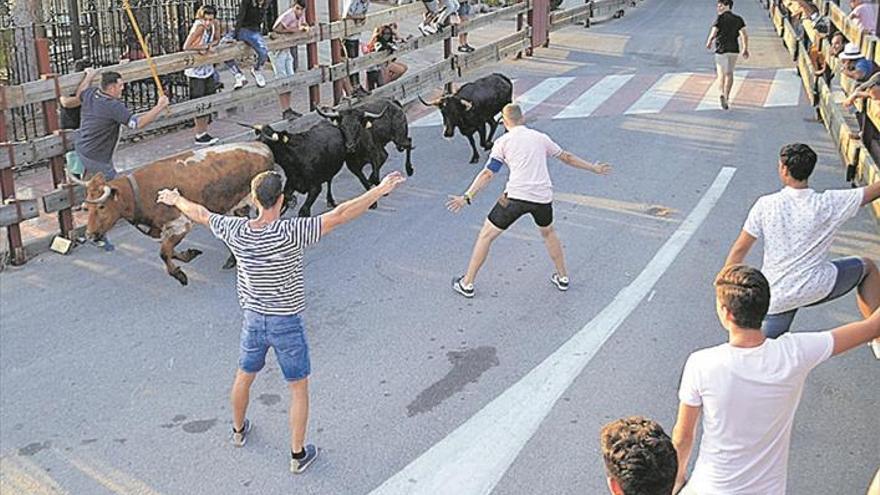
[121,0,165,99]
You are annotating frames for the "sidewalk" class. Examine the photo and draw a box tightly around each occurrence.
[11,1,523,249]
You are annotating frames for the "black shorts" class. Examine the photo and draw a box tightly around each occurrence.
[344,39,360,58]
[487,195,553,230]
[189,76,217,99]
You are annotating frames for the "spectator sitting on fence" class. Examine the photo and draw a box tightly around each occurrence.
[671,265,880,495]
[365,24,409,86]
[183,5,222,146]
[849,0,878,35]
[839,42,876,84]
[229,0,271,88]
[270,0,310,121]
[600,416,678,495]
[418,0,461,36]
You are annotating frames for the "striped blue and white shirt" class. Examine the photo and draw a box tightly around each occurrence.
[209,214,322,316]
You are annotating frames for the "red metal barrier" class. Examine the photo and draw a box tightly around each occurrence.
[529,0,550,54]
[330,0,345,104]
[307,0,321,110]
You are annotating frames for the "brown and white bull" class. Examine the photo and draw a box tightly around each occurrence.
[72,142,275,286]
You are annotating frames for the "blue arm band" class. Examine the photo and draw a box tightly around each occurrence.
[486,158,503,173]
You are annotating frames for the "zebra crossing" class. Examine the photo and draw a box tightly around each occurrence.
[409,68,804,127]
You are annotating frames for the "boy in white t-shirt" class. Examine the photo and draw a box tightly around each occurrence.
[671,264,880,495]
[725,143,880,338]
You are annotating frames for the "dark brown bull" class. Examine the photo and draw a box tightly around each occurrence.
[72,142,275,285]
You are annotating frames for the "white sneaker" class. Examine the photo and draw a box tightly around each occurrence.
[251,68,266,88]
[233,73,247,90]
[871,338,880,359]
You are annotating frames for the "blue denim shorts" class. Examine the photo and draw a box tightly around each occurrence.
[762,256,868,338]
[239,309,310,381]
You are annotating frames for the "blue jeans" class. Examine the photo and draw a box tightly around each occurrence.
[239,309,310,381]
[237,28,268,70]
[762,257,868,338]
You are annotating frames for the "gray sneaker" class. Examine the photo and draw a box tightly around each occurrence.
[231,419,251,447]
[290,444,319,474]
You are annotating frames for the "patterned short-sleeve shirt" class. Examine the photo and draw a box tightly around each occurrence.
[743,187,863,314]
[209,214,321,315]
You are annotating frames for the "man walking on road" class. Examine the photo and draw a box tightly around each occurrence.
[157,170,406,474]
[706,0,749,110]
[725,143,880,338]
[76,71,168,179]
[446,103,611,298]
[671,264,880,495]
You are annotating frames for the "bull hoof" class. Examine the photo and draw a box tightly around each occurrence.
[327,199,338,208]
[482,140,494,150]
[177,249,203,263]
[405,165,415,177]
[297,208,311,217]
[470,155,480,164]
[222,256,237,270]
[369,202,378,210]
[171,268,189,286]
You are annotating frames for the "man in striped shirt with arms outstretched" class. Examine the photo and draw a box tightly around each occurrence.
[157,170,405,474]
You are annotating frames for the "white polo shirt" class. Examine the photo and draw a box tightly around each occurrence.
[742,186,864,314]
[489,125,563,204]
[679,332,834,495]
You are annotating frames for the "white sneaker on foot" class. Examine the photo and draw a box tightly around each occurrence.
[233,73,248,90]
[251,68,266,88]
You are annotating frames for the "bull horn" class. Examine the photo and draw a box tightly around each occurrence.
[363,108,386,120]
[460,99,474,111]
[418,95,441,106]
[235,121,261,130]
[66,170,88,186]
[85,185,112,204]
[316,106,340,119]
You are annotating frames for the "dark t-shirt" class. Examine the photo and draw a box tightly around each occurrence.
[60,103,81,130]
[75,87,133,163]
[714,11,746,54]
[237,0,267,32]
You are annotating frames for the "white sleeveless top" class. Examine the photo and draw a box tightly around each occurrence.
[184,20,216,79]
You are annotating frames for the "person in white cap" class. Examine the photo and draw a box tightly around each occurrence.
[839,42,876,83]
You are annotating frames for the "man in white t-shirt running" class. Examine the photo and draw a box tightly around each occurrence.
[725,143,880,338]
[671,264,880,495]
[446,103,611,298]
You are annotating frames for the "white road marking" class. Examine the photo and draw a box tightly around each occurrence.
[369,167,737,495]
[625,72,693,115]
[516,77,575,114]
[763,68,802,107]
[697,70,749,111]
[553,74,634,119]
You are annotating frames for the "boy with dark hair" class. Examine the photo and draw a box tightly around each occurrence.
[706,0,749,110]
[157,170,406,475]
[725,143,880,338]
[600,416,678,495]
[233,0,271,87]
[672,265,880,495]
[270,0,309,120]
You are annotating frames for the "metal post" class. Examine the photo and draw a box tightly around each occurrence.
[516,10,525,59]
[329,0,345,104]
[307,0,320,109]
[0,89,26,266]
[36,38,74,238]
[444,34,453,94]
[67,0,84,60]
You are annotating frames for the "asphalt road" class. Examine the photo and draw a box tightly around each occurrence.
[2,0,878,494]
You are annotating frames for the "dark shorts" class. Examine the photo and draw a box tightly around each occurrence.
[189,76,218,99]
[762,256,868,338]
[487,195,553,230]
[239,309,311,381]
[344,38,360,59]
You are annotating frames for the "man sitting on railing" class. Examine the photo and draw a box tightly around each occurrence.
[418,0,462,36]
[839,42,876,84]
[341,0,372,98]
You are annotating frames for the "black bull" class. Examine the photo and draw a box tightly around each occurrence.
[419,72,513,163]
[316,97,415,190]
